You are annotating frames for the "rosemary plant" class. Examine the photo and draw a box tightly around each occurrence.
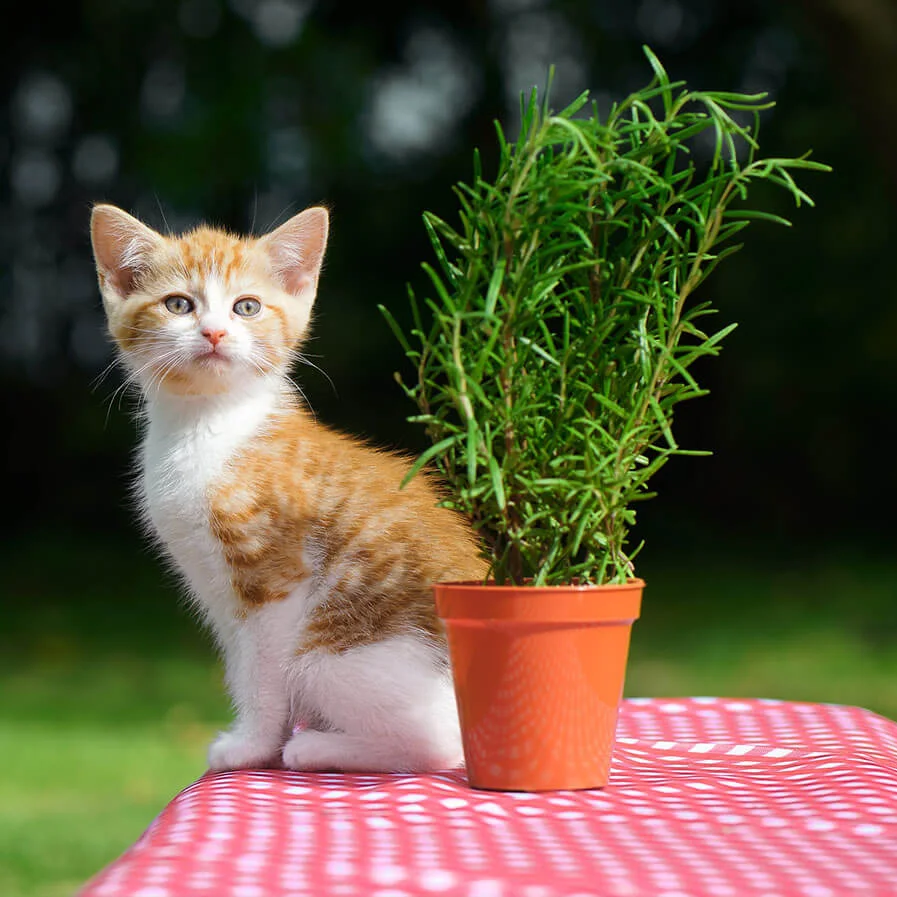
[381,48,828,586]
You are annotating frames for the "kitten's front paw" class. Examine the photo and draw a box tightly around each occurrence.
[208,730,282,771]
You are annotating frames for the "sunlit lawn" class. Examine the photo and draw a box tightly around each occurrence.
[2,534,896,897]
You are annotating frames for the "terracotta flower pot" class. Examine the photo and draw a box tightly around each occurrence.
[434,579,643,792]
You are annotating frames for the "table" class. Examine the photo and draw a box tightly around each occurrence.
[78,697,897,896]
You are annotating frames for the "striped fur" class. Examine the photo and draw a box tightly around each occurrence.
[91,204,486,773]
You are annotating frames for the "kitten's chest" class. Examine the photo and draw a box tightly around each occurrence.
[142,430,219,550]
[140,396,275,612]
[141,425,234,608]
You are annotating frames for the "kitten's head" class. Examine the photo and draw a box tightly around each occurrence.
[90,204,328,397]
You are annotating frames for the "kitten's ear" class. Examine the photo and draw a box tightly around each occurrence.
[259,207,329,298]
[90,204,164,301]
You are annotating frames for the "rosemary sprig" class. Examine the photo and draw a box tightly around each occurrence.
[381,47,829,586]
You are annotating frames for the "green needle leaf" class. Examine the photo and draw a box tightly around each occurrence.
[380,45,827,585]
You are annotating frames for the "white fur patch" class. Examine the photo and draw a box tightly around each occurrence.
[140,381,281,633]
[208,579,316,770]
[284,635,463,772]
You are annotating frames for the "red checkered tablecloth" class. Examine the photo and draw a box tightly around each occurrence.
[78,698,897,897]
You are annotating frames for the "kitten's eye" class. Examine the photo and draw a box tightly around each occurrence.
[233,297,262,317]
[164,295,195,315]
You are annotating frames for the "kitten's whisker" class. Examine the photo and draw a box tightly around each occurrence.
[246,358,270,379]
[91,357,123,392]
[102,361,147,409]
[104,386,125,425]
[149,349,192,395]
[293,351,338,397]
[265,200,298,232]
[145,359,176,400]
[104,374,142,426]
[94,335,182,398]
[107,347,185,408]
[155,194,172,236]
[132,347,184,381]
[102,358,160,423]
[241,348,311,415]
[286,376,317,422]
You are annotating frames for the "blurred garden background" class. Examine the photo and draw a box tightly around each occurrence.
[2,0,896,894]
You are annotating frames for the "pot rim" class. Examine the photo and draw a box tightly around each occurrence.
[433,578,643,623]
[433,577,645,593]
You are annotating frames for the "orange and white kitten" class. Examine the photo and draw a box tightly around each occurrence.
[90,203,485,773]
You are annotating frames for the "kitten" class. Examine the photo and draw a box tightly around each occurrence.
[90,203,486,773]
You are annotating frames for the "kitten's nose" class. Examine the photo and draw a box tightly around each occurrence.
[202,328,227,347]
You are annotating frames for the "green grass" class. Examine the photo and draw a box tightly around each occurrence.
[628,556,897,712]
[0,719,211,897]
[2,533,896,897]
[0,536,229,897]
